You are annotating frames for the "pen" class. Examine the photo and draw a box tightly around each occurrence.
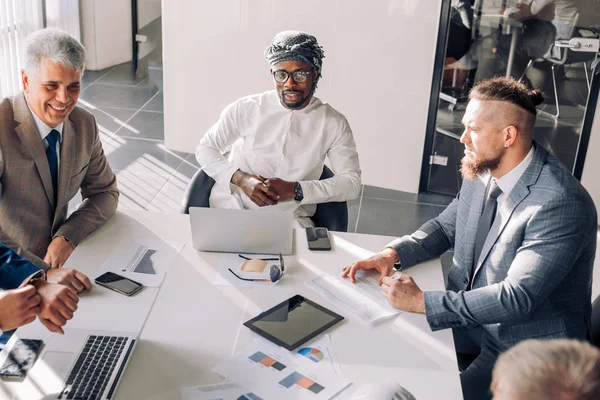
[392,271,403,281]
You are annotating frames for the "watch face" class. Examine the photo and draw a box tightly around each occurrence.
[294,183,303,201]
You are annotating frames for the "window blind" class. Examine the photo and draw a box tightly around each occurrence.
[0,0,43,98]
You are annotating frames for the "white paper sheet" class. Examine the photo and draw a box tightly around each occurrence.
[214,340,351,400]
[95,239,183,287]
[181,382,266,400]
[306,270,402,324]
[293,334,343,377]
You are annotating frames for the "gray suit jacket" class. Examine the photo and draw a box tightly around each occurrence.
[389,143,597,350]
[0,93,119,269]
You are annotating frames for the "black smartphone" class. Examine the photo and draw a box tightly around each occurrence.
[0,339,44,381]
[95,271,144,296]
[306,227,332,251]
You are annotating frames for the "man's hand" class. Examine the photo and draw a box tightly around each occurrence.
[47,268,92,294]
[262,177,297,202]
[43,236,75,268]
[380,273,425,313]
[341,247,398,285]
[32,280,79,334]
[231,170,279,206]
[0,286,41,331]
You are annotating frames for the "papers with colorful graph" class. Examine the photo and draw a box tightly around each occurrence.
[181,382,265,400]
[293,334,342,377]
[306,270,402,324]
[95,238,183,287]
[213,339,351,399]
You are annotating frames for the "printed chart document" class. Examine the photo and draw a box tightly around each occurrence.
[293,334,342,377]
[306,270,402,324]
[214,340,351,399]
[181,382,265,400]
[95,238,183,287]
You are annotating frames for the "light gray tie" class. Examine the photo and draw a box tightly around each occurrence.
[472,180,502,272]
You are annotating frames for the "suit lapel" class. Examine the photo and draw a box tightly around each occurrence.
[55,118,75,225]
[13,93,55,206]
[472,143,548,281]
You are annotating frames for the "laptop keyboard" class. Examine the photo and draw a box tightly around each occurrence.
[58,335,129,400]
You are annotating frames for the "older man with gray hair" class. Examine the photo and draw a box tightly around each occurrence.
[491,339,600,399]
[196,30,361,228]
[0,28,119,332]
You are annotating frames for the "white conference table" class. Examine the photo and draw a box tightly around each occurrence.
[3,210,462,400]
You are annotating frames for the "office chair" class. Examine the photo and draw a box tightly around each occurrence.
[519,13,595,119]
[181,165,349,232]
[592,294,600,348]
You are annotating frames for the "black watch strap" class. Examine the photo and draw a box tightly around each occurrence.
[294,182,304,201]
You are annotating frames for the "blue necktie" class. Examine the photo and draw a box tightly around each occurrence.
[45,129,60,196]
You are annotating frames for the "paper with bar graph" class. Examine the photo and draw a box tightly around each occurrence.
[95,239,183,287]
[213,340,351,399]
[181,382,265,400]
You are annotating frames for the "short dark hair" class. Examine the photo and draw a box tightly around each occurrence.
[469,77,544,115]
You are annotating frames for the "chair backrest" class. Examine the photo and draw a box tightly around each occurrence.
[312,166,349,232]
[181,165,349,232]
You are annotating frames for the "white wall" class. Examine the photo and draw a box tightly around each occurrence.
[81,0,132,70]
[45,0,81,41]
[162,0,442,193]
[581,93,600,217]
[581,86,600,300]
[138,0,161,28]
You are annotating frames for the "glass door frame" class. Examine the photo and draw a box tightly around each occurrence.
[419,0,600,192]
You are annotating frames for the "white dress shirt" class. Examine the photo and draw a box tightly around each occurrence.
[29,105,64,171]
[495,145,535,206]
[195,90,361,226]
[483,145,535,218]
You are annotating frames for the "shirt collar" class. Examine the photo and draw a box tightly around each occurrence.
[27,102,64,143]
[495,144,535,196]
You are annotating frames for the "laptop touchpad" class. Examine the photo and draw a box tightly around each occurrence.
[15,351,74,399]
[41,351,73,379]
[35,351,74,392]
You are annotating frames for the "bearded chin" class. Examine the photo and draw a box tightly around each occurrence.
[460,152,504,180]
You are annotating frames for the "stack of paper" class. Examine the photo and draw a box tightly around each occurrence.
[181,336,350,400]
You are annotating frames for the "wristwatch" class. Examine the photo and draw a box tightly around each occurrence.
[28,269,46,285]
[384,246,402,271]
[294,182,304,201]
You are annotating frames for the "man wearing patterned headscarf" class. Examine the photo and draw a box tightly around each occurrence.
[196,30,361,228]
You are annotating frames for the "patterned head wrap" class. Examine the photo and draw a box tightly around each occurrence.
[264,30,325,86]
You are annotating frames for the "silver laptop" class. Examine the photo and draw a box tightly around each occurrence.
[189,207,293,255]
[0,328,138,399]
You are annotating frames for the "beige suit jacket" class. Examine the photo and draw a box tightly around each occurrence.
[0,92,119,269]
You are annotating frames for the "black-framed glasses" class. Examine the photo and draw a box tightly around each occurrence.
[229,253,285,283]
[272,70,312,83]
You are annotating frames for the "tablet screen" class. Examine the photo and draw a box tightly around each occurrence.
[244,295,344,350]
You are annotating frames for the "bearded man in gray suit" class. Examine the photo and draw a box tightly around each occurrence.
[343,77,597,400]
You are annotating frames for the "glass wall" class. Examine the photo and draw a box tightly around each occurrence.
[425,0,600,195]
